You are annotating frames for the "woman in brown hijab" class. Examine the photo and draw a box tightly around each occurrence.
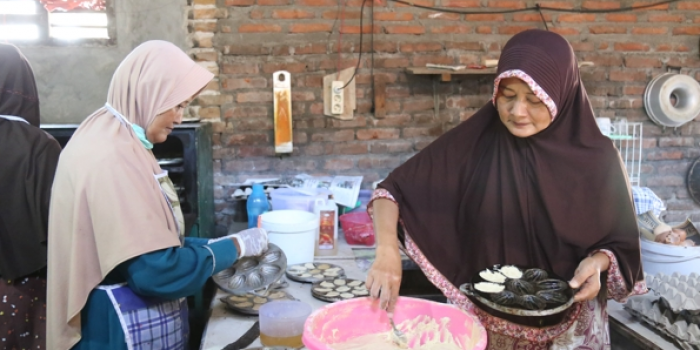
[47,41,269,350]
[0,43,61,350]
[366,30,646,349]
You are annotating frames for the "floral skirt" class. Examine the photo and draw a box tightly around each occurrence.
[0,272,46,350]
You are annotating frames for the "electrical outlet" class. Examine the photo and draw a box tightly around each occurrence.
[331,81,344,115]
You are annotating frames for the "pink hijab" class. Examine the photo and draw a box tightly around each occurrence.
[47,41,214,349]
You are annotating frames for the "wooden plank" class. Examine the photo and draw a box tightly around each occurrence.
[374,75,386,119]
[406,67,498,75]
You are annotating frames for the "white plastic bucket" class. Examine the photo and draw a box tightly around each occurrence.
[640,238,700,276]
[261,210,317,265]
[270,188,328,213]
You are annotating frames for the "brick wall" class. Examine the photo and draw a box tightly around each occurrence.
[187,0,700,229]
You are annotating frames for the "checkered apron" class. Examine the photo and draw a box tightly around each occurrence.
[97,284,189,350]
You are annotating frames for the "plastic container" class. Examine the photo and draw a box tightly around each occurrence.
[347,189,372,214]
[260,210,317,265]
[339,212,375,246]
[313,196,338,256]
[640,238,700,276]
[260,300,312,348]
[270,188,328,213]
[303,296,487,350]
[246,183,269,228]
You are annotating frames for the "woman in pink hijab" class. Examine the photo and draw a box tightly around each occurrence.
[47,41,269,350]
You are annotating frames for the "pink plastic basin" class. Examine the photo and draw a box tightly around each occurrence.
[303,297,487,350]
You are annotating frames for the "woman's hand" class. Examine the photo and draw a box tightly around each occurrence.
[365,244,403,313]
[568,252,611,302]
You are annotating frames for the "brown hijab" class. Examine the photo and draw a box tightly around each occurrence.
[0,43,61,280]
[380,30,643,291]
[47,40,214,349]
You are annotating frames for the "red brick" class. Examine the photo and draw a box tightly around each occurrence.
[394,0,433,6]
[327,116,367,128]
[290,23,332,33]
[239,24,281,33]
[193,51,218,62]
[357,156,401,169]
[340,25,381,34]
[194,0,215,4]
[498,26,537,35]
[487,0,525,8]
[273,43,327,56]
[609,70,647,82]
[678,1,700,10]
[537,1,574,9]
[588,26,626,34]
[385,25,426,34]
[231,117,274,131]
[695,15,700,23]
[445,41,482,51]
[632,1,668,10]
[646,151,684,161]
[570,42,595,52]
[225,106,269,119]
[356,128,400,140]
[322,10,362,19]
[249,10,264,19]
[441,0,479,6]
[193,21,217,32]
[271,9,314,19]
[419,12,461,20]
[614,42,649,52]
[476,26,492,34]
[648,14,685,22]
[262,62,307,74]
[323,159,355,170]
[370,140,413,153]
[582,1,620,9]
[432,25,472,34]
[332,142,369,155]
[673,27,700,35]
[551,27,579,35]
[371,114,412,127]
[223,159,272,172]
[372,42,398,53]
[224,133,269,146]
[223,45,271,56]
[624,56,662,68]
[222,77,268,90]
[311,130,355,142]
[465,14,504,21]
[656,43,673,52]
[274,159,319,172]
[400,42,443,53]
[659,137,695,147]
[226,0,254,5]
[676,44,691,52]
[558,14,596,22]
[237,146,275,158]
[258,0,289,4]
[605,14,637,22]
[622,85,647,95]
[631,27,668,35]
[295,0,335,5]
[236,91,273,103]
[513,13,552,22]
[403,99,434,112]
[375,12,413,21]
[403,126,442,137]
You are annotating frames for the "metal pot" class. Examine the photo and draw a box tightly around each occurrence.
[459,266,576,328]
[644,73,700,128]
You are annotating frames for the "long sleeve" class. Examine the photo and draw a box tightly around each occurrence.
[114,239,237,300]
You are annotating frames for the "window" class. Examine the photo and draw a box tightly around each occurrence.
[0,0,113,44]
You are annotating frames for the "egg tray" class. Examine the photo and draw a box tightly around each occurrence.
[646,272,700,313]
[212,243,287,295]
[286,262,346,283]
[221,290,296,316]
[311,278,369,303]
[625,294,700,349]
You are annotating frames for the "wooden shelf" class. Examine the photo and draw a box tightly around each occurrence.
[405,67,497,82]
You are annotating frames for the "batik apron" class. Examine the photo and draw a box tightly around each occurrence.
[96,104,189,350]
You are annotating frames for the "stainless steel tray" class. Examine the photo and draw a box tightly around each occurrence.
[213,244,287,295]
[286,262,345,283]
[221,290,296,316]
[310,278,369,303]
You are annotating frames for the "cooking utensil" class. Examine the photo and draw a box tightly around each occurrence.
[213,243,287,295]
[222,321,260,350]
[644,73,700,128]
[286,262,346,284]
[459,265,575,328]
[388,313,408,347]
[310,278,369,303]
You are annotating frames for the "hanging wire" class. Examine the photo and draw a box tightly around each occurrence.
[339,0,368,89]
[536,4,548,31]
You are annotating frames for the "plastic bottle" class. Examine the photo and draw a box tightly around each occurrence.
[314,195,338,256]
[247,183,270,229]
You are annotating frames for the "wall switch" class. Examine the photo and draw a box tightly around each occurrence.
[331,81,344,115]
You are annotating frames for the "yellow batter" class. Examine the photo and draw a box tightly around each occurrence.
[329,315,480,350]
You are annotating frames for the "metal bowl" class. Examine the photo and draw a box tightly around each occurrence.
[644,73,700,128]
[212,243,287,295]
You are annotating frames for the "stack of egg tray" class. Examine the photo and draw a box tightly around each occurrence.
[624,272,700,350]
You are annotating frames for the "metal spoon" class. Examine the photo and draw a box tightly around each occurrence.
[388,314,408,348]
